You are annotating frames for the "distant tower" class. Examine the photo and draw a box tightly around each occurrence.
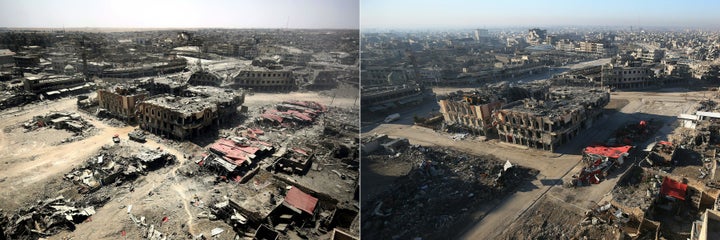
[80,36,88,80]
[475,29,489,42]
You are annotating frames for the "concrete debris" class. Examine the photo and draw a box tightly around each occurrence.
[0,196,95,239]
[65,144,176,193]
[21,111,96,143]
[361,139,538,240]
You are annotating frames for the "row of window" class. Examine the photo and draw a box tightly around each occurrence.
[617,70,646,75]
[240,72,291,78]
[238,79,292,85]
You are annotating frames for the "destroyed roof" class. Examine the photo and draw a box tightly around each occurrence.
[142,94,217,115]
[583,145,632,159]
[209,138,260,165]
[500,87,608,118]
[184,85,242,103]
[283,187,318,215]
[660,176,687,200]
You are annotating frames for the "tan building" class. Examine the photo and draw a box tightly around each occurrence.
[136,86,244,139]
[438,92,504,136]
[494,87,609,151]
[232,68,294,91]
[601,64,652,89]
[97,86,148,122]
[578,41,606,55]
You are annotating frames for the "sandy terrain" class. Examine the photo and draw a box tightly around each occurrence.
[0,91,357,239]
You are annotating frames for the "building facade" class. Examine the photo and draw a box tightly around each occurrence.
[231,69,294,91]
[438,92,505,136]
[136,86,244,139]
[97,86,148,123]
[494,87,610,151]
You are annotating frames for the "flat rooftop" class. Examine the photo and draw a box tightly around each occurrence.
[143,95,217,115]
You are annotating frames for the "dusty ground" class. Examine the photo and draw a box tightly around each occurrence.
[0,90,357,239]
[364,87,713,239]
[361,145,538,240]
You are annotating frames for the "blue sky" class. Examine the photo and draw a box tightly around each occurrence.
[362,0,720,29]
[0,0,359,29]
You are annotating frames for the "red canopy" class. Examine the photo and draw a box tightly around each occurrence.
[660,177,687,200]
[583,145,632,159]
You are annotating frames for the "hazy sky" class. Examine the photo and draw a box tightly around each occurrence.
[362,0,720,29]
[0,0,359,29]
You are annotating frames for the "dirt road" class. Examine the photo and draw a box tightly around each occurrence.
[366,88,708,239]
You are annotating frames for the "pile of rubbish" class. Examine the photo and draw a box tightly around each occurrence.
[65,144,176,193]
[361,144,538,240]
[606,120,658,146]
[611,166,656,212]
[0,196,98,239]
[257,101,327,128]
[22,111,94,133]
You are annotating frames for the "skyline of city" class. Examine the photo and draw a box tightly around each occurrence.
[362,0,720,30]
[0,0,359,29]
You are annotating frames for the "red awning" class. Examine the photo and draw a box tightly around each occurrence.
[660,177,687,200]
[284,187,318,215]
[583,145,632,159]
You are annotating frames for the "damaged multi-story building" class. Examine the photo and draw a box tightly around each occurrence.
[494,86,610,151]
[361,84,429,114]
[438,82,548,136]
[97,85,148,123]
[230,67,295,91]
[438,90,505,136]
[136,86,244,139]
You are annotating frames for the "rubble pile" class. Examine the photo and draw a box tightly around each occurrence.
[21,111,96,143]
[257,100,327,129]
[361,145,538,240]
[64,144,176,193]
[0,196,97,239]
[502,197,624,240]
[607,119,661,146]
[0,144,177,239]
[187,104,359,238]
[611,166,657,212]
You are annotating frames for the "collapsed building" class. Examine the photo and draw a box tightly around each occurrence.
[137,86,244,139]
[258,101,327,128]
[65,144,176,193]
[0,196,96,239]
[202,136,275,182]
[1,143,176,239]
[23,111,94,134]
[494,86,609,151]
[187,69,223,86]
